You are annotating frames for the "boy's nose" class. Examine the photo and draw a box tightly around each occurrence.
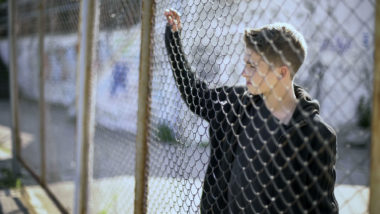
[242,69,250,78]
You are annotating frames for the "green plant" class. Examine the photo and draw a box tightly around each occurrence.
[98,193,119,214]
[357,96,371,129]
[199,141,210,148]
[98,210,107,214]
[0,168,21,189]
[157,123,176,143]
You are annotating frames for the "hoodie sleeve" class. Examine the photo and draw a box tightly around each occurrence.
[304,117,339,213]
[164,25,238,122]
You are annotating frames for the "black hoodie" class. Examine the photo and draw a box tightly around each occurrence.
[165,25,338,214]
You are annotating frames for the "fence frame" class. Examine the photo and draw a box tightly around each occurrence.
[73,0,100,213]
[8,0,69,213]
[8,0,20,177]
[370,0,380,213]
[134,0,155,213]
[38,0,46,186]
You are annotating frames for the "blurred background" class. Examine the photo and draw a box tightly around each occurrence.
[0,0,377,213]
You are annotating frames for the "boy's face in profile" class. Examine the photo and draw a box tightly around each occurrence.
[242,48,281,95]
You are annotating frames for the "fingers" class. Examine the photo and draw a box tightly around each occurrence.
[164,8,182,31]
[170,9,180,20]
[164,9,180,23]
[165,9,180,17]
[165,12,173,25]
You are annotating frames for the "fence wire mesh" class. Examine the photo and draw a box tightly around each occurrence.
[0,1,10,166]
[0,2,8,100]
[148,0,375,213]
[0,0,377,213]
[0,2,7,101]
[90,0,140,213]
[43,0,80,211]
[14,0,42,178]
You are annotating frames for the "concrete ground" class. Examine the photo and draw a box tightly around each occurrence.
[0,112,29,214]
[0,98,371,213]
[0,161,30,214]
[0,115,61,214]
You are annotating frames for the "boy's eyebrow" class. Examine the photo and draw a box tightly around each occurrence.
[247,60,257,66]
[244,53,258,66]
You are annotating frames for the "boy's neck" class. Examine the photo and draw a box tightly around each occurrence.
[262,84,298,125]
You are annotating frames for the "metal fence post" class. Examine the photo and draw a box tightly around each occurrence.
[370,0,380,213]
[135,0,154,213]
[8,0,21,176]
[38,0,46,185]
[74,0,99,213]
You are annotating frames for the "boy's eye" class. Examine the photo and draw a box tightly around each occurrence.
[247,63,256,69]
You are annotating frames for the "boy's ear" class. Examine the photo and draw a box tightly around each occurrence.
[279,66,289,79]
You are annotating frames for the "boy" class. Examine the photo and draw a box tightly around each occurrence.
[164,9,338,213]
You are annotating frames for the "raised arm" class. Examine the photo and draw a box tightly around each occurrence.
[164,9,239,122]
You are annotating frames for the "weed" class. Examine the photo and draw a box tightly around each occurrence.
[0,168,21,189]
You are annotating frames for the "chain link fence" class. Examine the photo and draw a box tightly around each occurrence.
[90,0,140,213]
[14,0,42,180]
[147,0,375,213]
[148,1,375,213]
[0,0,378,213]
[0,2,8,100]
[43,0,80,210]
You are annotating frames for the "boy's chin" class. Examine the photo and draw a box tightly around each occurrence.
[247,86,261,95]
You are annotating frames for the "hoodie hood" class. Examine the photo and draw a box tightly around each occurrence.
[243,84,320,124]
[292,84,320,123]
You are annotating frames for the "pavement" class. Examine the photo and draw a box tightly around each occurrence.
[0,102,59,214]
[0,189,29,214]
[0,126,30,214]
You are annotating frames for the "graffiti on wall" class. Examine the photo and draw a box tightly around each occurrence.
[319,32,371,55]
[110,62,129,96]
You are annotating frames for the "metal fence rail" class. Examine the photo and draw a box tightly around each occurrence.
[370,1,380,213]
[0,0,379,213]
